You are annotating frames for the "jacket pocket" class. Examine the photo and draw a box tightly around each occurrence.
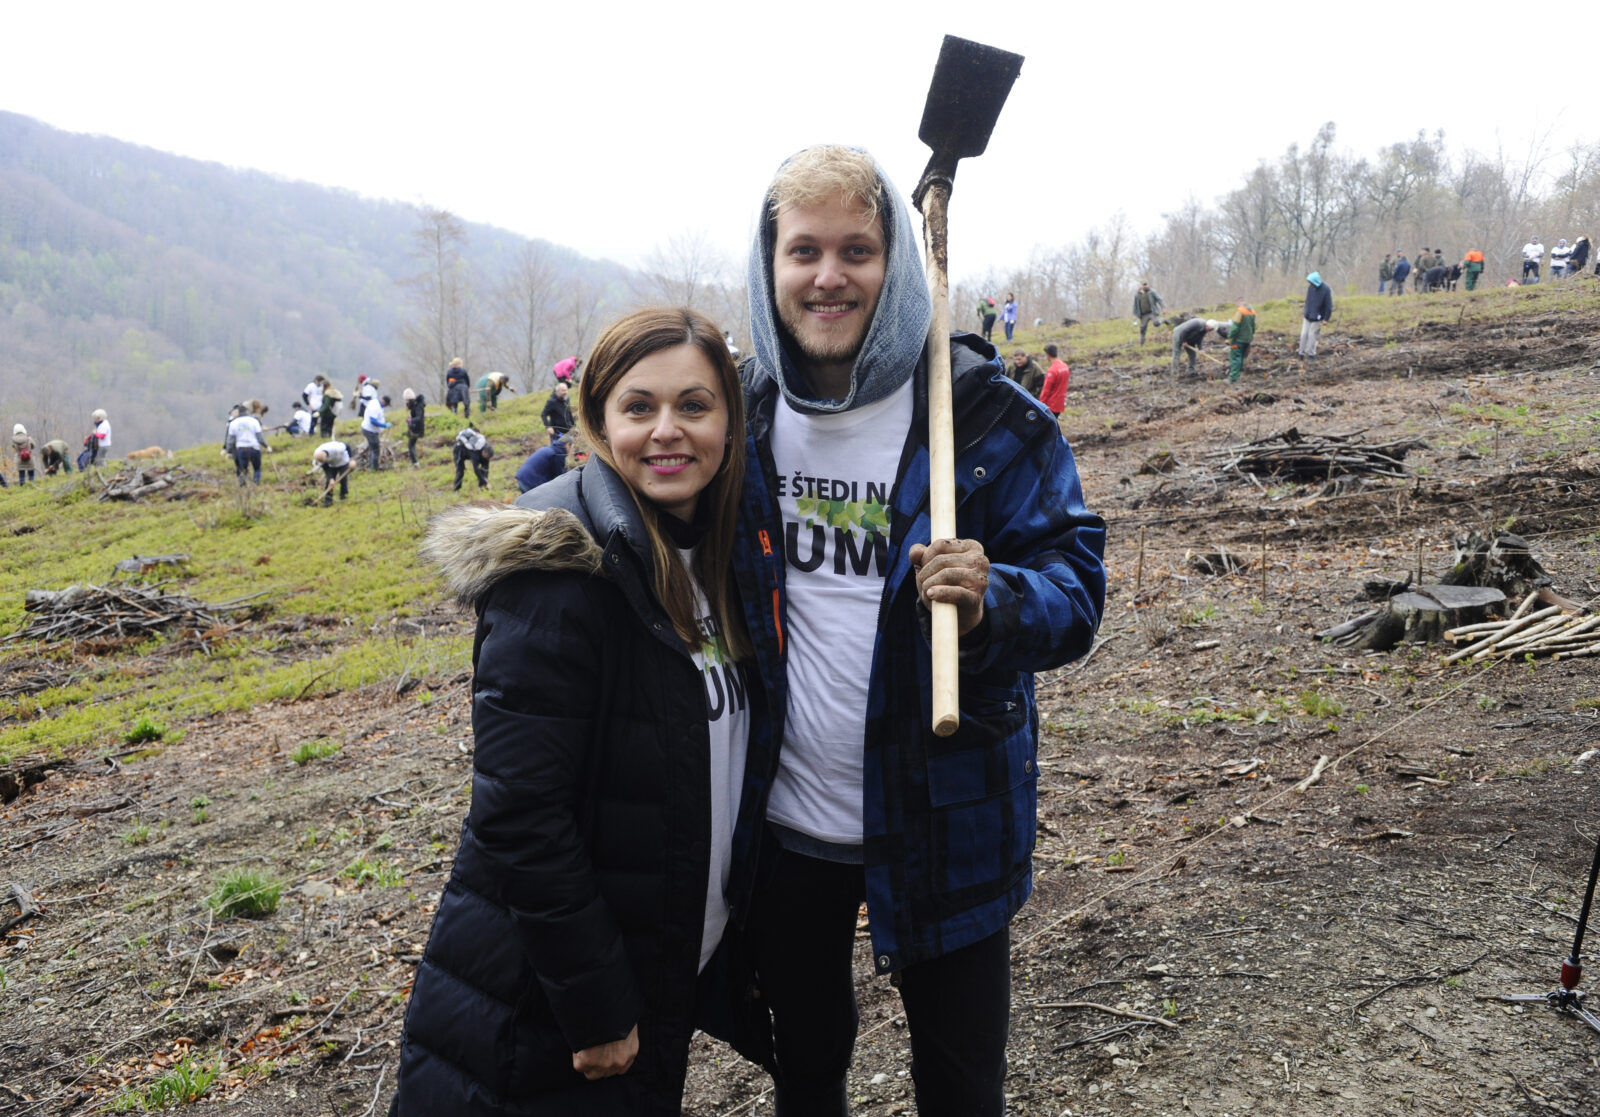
[924,682,1033,808]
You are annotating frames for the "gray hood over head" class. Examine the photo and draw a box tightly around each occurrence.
[746,150,932,414]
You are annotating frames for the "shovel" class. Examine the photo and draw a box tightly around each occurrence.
[912,34,1023,737]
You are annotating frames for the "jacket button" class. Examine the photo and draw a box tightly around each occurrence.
[1024,758,1034,774]
[972,466,987,480]
[652,621,662,631]
[608,554,620,565]
[877,955,891,969]
[1025,409,1037,422]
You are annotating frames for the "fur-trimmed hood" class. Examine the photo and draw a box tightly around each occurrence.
[419,503,603,605]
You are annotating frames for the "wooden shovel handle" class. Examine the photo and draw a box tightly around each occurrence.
[922,181,960,738]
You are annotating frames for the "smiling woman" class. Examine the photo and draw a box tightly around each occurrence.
[396,307,773,1116]
[596,344,729,521]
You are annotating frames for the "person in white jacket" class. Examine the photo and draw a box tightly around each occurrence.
[1549,238,1573,280]
[360,394,392,471]
[312,440,354,505]
[302,375,327,416]
[88,408,112,466]
[1521,239,1545,284]
[227,408,272,484]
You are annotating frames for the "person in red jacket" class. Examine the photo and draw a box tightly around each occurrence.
[1039,343,1070,415]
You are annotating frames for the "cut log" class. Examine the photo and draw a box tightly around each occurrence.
[113,553,190,575]
[1343,585,1506,651]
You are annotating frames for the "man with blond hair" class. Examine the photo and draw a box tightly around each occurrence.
[728,145,1106,1115]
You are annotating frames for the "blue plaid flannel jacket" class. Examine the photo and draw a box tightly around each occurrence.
[729,332,1107,972]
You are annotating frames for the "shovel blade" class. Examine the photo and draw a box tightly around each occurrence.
[917,34,1024,178]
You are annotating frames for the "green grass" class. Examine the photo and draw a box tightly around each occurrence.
[112,1056,218,1111]
[288,738,342,766]
[1009,280,1599,368]
[0,395,555,763]
[206,868,283,918]
[343,858,404,888]
[1298,691,1343,719]
[124,717,167,745]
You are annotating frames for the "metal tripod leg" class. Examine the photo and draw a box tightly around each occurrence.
[1499,821,1600,1039]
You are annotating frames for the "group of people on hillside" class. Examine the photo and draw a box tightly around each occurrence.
[974,293,1019,342]
[441,359,528,419]
[201,361,530,501]
[1519,236,1594,283]
[1,410,110,486]
[1380,248,1486,294]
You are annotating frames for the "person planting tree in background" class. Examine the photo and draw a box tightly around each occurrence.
[542,382,575,444]
[1040,342,1071,412]
[1299,272,1333,360]
[40,438,73,476]
[311,440,354,505]
[403,388,427,465]
[1226,302,1256,382]
[444,358,472,416]
[12,424,36,485]
[1132,281,1165,344]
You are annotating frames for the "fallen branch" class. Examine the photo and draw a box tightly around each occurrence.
[1441,605,1563,664]
[1036,1000,1179,1029]
[1349,828,1415,842]
[1,882,38,935]
[1293,755,1331,794]
[1350,948,1491,1015]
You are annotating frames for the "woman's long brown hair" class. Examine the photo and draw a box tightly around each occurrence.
[575,307,750,659]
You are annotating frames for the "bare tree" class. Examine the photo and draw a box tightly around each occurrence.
[489,241,559,389]
[555,275,612,372]
[638,230,725,310]
[399,205,475,400]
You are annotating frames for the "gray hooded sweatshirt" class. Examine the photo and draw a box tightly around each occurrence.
[745,151,932,415]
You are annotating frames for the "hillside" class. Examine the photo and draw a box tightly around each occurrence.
[0,112,631,453]
[1,280,1599,1113]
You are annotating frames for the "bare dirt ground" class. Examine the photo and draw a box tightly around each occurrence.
[5,287,1600,1116]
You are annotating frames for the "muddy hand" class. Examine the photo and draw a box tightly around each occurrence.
[911,538,990,636]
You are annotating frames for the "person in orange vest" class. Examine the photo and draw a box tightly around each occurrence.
[1462,250,1485,291]
[1226,303,1256,383]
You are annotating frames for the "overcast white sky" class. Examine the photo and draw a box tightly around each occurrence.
[4,1,1592,287]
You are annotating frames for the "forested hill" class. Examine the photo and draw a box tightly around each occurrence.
[0,112,627,452]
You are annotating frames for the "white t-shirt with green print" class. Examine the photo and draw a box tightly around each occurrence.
[683,549,750,973]
[765,379,912,845]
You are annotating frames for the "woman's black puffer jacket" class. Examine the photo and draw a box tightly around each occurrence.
[391,461,760,1115]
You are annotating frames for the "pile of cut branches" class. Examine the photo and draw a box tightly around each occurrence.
[1208,426,1427,482]
[97,465,188,502]
[1442,591,1599,665]
[5,583,266,644]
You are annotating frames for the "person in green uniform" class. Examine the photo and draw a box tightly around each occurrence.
[1227,303,1256,383]
[475,371,515,411]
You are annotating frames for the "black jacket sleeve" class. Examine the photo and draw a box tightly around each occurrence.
[467,574,641,1052]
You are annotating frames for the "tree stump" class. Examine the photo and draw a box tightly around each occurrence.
[1344,585,1507,651]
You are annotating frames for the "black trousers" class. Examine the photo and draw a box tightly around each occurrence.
[320,464,348,503]
[748,835,1012,1117]
[453,447,488,489]
[233,446,261,484]
[319,413,334,437]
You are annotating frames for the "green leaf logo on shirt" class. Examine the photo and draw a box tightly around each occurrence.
[795,497,892,538]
